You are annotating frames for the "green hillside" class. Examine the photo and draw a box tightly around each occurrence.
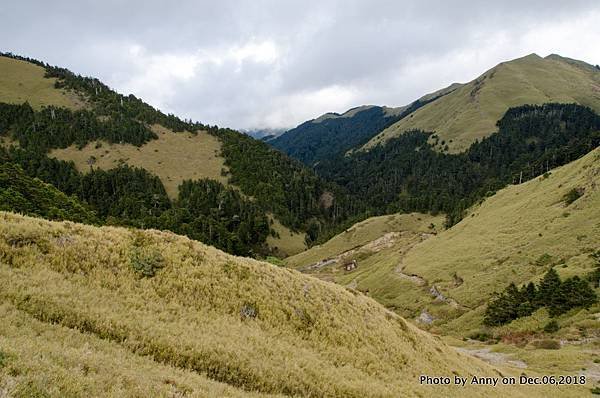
[0,53,356,257]
[0,211,570,398]
[0,162,96,224]
[365,54,600,152]
[292,148,600,386]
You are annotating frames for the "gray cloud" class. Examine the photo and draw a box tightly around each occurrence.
[2,0,600,129]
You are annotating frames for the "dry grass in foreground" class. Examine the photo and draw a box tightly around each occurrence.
[0,211,573,397]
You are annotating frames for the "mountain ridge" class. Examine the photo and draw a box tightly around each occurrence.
[269,81,463,165]
[364,53,600,152]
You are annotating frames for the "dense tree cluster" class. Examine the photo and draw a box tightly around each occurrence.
[214,128,360,241]
[154,179,271,256]
[0,162,97,224]
[0,103,156,151]
[483,268,597,326]
[77,165,171,222]
[0,147,269,256]
[316,103,600,226]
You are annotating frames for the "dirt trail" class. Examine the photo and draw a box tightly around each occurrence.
[394,262,466,309]
[301,231,418,272]
[455,347,528,369]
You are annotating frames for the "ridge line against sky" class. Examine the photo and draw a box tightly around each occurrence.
[2,0,600,131]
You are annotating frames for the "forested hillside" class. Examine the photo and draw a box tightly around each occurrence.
[271,106,404,165]
[0,53,357,256]
[0,162,96,224]
[317,103,600,226]
[270,84,460,166]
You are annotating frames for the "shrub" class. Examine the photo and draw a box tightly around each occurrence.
[563,188,583,205]
[265,256,284,266]
[532,339,561,350]
[129,233,164,278]
[534,253,553,267]
[543,320,559,333]
[130,247,164,277]
[468,331,494,342]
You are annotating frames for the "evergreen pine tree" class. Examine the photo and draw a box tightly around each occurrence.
[537,268,561,308]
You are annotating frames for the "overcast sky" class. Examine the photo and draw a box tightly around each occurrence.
[2,1,600,130]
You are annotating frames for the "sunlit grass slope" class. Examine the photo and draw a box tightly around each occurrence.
[286,212,443,268]
[0,211,570,397]
[366,54,600,152]
[50,125,229,199]
[0,304,278,398]
[400,148,600,329]
[0,56,85,110]
[266,214,307,257]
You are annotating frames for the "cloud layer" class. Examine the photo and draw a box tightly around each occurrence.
[3,1,600,129]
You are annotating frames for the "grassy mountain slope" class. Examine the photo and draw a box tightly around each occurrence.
[0,304,275,398]
[0,56,85,110]
[0,211,564,398]
[296,148,600,334]
[266,214,307,257]
[291,149,600,388]
[401,147,600,328]
[50,125,228,199]
[286,212,443,270]
[366,54,600,152]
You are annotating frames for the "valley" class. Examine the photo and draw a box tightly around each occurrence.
[0,47,599,397]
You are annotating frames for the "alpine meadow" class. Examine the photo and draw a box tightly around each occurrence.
[1,2,600,397]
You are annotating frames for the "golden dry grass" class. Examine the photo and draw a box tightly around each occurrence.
[400,147,600,324]
[0,211,570,397]
[0,56,85,110]
[366,54,600,152]
[0,303,278,398]
[286,212,443,268]
[50,125,229,199]
[266,214,306,257]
